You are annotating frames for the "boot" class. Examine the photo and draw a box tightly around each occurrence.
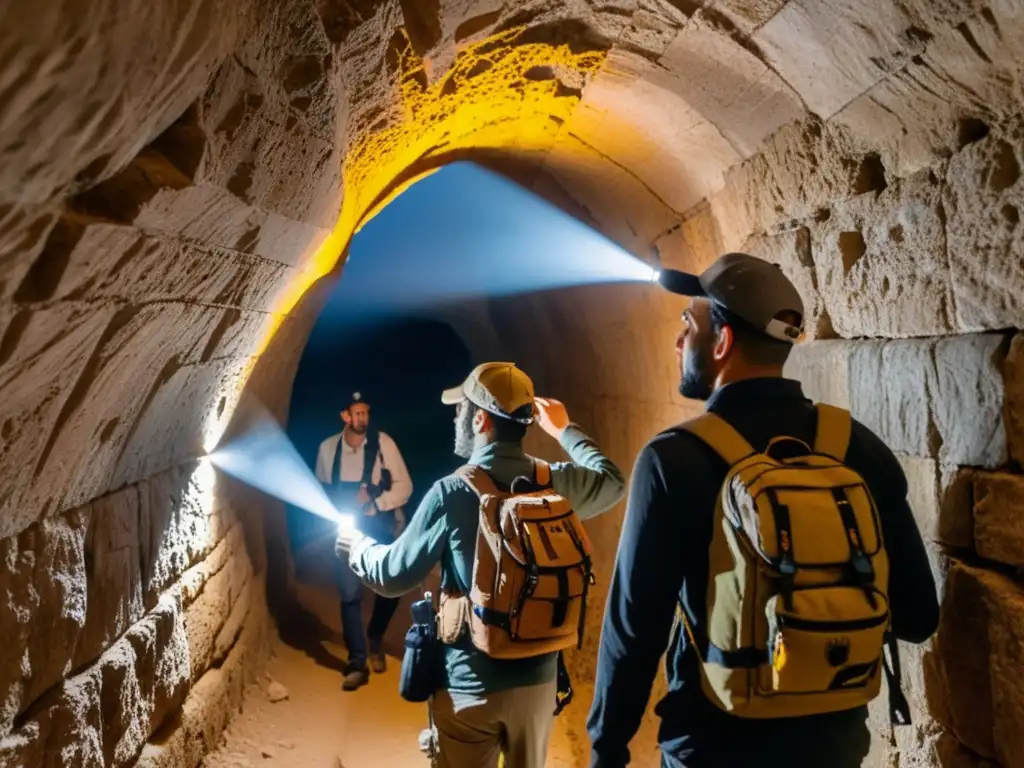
[342,662,369,691]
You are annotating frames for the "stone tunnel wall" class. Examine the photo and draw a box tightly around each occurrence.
[0,1,343,764]
[672,106,1024,768]
[3,0,1024,767]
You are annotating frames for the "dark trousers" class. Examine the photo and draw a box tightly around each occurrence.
[336,555,401,667]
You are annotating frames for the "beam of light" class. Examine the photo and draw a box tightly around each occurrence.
[319,162,659,323]
[207,403,341,525]
[256,29,609,360]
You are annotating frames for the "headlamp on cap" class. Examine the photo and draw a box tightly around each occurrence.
[656,254,805,343]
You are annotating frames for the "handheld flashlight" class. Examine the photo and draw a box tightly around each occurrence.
[337,509,358,534]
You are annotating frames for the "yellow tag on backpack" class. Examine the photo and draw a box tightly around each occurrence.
[677,403,908,721]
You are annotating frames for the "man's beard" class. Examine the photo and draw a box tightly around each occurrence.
[679,341,715,401]
[348,423,368,435]
[454,405,475,459]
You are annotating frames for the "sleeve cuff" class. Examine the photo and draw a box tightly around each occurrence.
[347,534,376,575]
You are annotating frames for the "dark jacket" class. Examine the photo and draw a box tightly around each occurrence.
[587,378,939,768]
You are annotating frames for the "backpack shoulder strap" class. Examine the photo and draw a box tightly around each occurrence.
[333,434,344,485]
[814,403,852,461]
[678,413,757,466]
[361,427,381,486]
[533,459,551,488]
[456,465,501,498]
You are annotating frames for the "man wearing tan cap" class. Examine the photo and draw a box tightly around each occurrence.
[587,253,939,768]
[343,362,626,767]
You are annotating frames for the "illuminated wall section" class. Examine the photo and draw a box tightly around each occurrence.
[262,27,607,355]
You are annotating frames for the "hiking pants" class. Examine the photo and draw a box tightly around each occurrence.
[336,553,402,665]
[433,680,557,768]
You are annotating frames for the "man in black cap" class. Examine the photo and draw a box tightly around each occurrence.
[315,391,413,690]
[587,252,939,766]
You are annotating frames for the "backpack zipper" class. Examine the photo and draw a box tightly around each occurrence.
[779,612,888,632]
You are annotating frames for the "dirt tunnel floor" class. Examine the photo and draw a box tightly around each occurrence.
[203,631,579,768]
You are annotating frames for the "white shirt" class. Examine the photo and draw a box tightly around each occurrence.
[315,429,413,512]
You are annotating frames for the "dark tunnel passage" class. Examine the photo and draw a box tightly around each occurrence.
[285,315,473,580]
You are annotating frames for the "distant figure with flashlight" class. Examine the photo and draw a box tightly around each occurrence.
[315,391,413,691]
[337,362,625,768]
[587,253,939,768]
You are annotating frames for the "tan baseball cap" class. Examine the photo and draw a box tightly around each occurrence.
[441,362,536,424]
[658,252,805,342]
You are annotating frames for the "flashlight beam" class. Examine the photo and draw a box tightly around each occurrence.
[207,401,341,524]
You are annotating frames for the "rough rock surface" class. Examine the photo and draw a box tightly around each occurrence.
[790,335,1008,467]
[3,0,1024,766]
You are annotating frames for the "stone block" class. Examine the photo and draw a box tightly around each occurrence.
[938,465,975,552]
[946,120,1024,331]
[0,303,118,539]
[782,335,1007,469]
[656,17,803,159]
[184,535,253,682]
[712,118,866,248]
[0,0,245,205]
[74,486,145,670]
[935,733,1000,767]
[782,339,851,408]
[982,567,1024,767]
[0,593,188,768]
[0,511,89,734]
[973,472,1024,567]
[936,562,996,759]
[22,302,235,521]
[897,455,947,593]
[214,578,253,663]
[1006,334,1024,467]
[711,0,790,35]
[111,355,252,489]
[929,335,1007,468]
[542,115,688,252]
[849,340,932,457]
[754,0,931,119]
[831,2,1022,179]
[140,462,239,609]
[743,227,829,338]
[656,201,719,272]
[178,523,247,608]
[48,222,292,312]
[0,201,59,303]
[136,584,271,768]
[809,168,956,338]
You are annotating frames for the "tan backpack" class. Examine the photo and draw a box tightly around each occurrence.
[438,460,595,659]
[676,403,910,724]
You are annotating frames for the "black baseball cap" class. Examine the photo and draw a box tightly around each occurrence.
[658,252,804,342]
[345,391,370,409]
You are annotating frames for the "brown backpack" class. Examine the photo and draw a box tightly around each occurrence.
[438,460,596,659]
